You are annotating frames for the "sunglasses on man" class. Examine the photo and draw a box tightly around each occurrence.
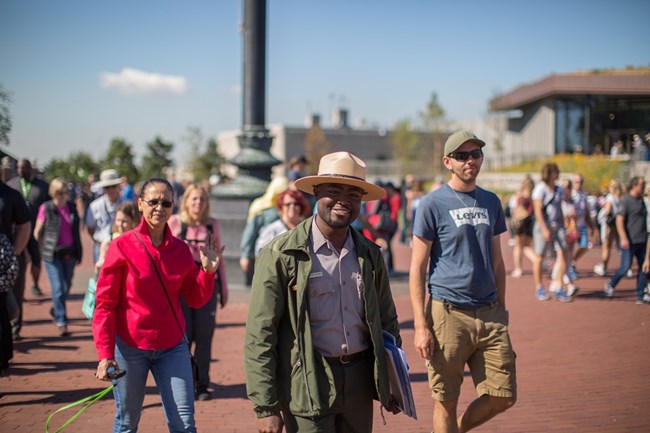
[447,149,483,161]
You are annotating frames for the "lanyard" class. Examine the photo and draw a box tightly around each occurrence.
[45,385,114,432]
[19,178,31,200]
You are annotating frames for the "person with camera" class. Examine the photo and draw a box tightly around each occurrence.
[92,177,222,433]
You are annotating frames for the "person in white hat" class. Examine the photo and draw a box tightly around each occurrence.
[409,130,517,433]
[245,151,402,433]
[85,169,125,263]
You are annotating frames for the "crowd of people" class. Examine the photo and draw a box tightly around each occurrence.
[2,129,650,432]
[504,165,650,305]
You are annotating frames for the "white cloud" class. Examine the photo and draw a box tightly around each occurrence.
[100,68,188,95]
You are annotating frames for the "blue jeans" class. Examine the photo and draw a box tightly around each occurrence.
[43,257,76,326]
[609,242,647,300]
[112,337,196,433]
[93,242,101,265]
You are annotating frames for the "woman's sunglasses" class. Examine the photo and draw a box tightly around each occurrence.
[143,199,173,208]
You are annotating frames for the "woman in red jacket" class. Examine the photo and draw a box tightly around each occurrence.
[92,177,222,433]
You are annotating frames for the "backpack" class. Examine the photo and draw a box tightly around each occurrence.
[0,232,19,294]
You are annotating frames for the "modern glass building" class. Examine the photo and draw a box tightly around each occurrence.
[490,68,650,156]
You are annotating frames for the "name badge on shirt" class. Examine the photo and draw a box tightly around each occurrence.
[309,272,323,279]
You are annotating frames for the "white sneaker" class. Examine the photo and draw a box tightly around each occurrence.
[626,268,634,278]
[604,283,614,298]
[643,294,650,304]
[593,263,605,277]
[549,282,562,295]
[566,284,579,297]
[511,268,523,278]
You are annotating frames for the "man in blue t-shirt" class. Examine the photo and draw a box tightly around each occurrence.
[409,130,516,433]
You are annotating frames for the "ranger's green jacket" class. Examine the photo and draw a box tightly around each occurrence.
[245,216,402,418]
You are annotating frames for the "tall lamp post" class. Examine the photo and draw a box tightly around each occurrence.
[211,0,280,287]
[214,0,280,199]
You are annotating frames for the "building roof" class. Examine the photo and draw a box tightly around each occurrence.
[490,68,650,111]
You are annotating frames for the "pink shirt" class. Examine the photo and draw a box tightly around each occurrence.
[37,203,74,247]
[168,215,229,298]
[92,221,215,360]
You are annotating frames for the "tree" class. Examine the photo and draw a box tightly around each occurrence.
[390,119,421,175]
[102,138,139,183]
[43,151,99,184]
[0,84,11,146]
[140,135,174,180]
[184,126,226,183]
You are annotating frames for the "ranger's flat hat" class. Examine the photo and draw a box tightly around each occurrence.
[294,151,385,201]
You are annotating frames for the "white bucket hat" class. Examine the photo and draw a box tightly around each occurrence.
[95,169,121,188]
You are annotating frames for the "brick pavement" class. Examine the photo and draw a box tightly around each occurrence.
[2,234,650,432]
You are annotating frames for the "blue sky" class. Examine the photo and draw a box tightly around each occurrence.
[1,0,648,166]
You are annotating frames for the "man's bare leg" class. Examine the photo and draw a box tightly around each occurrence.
[433,399,459,433]
[457,395,516,433]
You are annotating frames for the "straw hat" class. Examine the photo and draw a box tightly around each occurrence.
[294,151,385,201]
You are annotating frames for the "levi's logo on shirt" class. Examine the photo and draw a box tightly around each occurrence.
[449,207,489,227]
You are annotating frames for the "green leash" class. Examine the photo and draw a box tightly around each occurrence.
[45,385,114,433]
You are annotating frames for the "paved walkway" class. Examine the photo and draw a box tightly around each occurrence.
[2,234,650,432]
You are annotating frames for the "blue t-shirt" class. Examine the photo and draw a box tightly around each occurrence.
[412,184,507,308]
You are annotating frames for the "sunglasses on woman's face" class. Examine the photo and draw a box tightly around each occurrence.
[447,149,483,161]
[143,199,173,209]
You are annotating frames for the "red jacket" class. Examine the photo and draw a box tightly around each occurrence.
[92,220,215,360]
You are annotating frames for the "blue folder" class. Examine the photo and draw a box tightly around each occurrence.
[382,330,417,420]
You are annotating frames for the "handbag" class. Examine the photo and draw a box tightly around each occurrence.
[81,275,97,320]
[134,232,200,392]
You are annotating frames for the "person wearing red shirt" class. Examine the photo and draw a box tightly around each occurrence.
[92,177,222,433]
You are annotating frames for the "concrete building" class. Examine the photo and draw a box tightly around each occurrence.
[217,109,431,183]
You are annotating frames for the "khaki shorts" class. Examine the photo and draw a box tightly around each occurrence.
[426,298,517,401]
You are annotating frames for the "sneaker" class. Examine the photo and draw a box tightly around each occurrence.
[196,386,211,401]
[636,299,645,305]
[552,288,573,303]
[604,282,614,298]
[626,268,634,278]
[57,325,69,337]
[568,266,578,281]
[535,286,550,301]
[566,284,579,297]
[510,268,523,278]
[643,294,650,304]
[31,285,43,296]
[593,263,605,277]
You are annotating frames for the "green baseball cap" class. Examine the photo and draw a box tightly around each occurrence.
[444,130,486,156]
